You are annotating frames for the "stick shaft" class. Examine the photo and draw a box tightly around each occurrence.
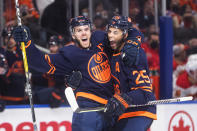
[129,96,193,107]
[15,0,37,130]
[75,96,193,113]
[15,0,22,26]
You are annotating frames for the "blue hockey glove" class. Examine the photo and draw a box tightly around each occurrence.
[121,41,140,67]
[105,93,132,118]
[13,26,31,43]
[121,28,143,67]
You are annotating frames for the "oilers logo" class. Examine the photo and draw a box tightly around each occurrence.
[88,52,111,83]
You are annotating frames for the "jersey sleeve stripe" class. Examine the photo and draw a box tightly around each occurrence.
[131,86,152,92]
[44,54,56,74]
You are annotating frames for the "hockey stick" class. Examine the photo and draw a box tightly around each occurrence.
[64,88,193,113]
[65,87,79,112]
[15,1,37,130]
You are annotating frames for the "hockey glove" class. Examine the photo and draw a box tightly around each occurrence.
[13,26,31,43]
[121,28,143,67]
[105,93,132,118]
[121,42,140,67]
[65,71,82,89]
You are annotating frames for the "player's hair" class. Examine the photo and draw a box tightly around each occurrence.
[69,16,92,34]
[106,15,132,35]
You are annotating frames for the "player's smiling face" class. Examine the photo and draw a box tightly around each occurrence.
[72,25,91,49]
[107,27,125,51]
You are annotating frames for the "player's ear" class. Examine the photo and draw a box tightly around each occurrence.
[72,34,76,40]
[124,33,128,39]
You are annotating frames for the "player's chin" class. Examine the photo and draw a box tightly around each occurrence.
[81,42,90,48]
[110,43,117,50]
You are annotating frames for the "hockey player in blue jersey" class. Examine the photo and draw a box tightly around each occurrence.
[13,15,154,131]
[104,15,157,131]
[13,16,115,131]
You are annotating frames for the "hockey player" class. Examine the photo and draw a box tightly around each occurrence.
[13,16,114,131]
[13,15,145,130]
[105,15,157,131]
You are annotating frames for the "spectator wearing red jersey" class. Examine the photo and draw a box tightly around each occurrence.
[174,54,197,99]
[173,43,188,71]
[142,32,160,70]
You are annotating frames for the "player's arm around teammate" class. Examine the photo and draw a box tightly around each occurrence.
[13,16,114,131]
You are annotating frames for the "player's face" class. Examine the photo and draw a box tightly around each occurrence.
[72,25,91,49]
[6,37,16,49]
[49,45,59,54]
[107,27,125,51]
[188,69,197,82]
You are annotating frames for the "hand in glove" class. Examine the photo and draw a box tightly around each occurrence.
[121,28,143,67]
[105,93,132,118]
[65,71,82,90]
[13,26,31,43]
[121,41,139,67]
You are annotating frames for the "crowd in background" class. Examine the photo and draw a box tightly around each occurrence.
[0,0,197,112]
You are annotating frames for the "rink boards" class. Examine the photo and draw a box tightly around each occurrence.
[0,101,197,131]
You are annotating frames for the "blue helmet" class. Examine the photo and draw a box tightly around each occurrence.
[49,35,64,46]
[1,26,14,38]
[107,15,132,34]
[69,16,92,33]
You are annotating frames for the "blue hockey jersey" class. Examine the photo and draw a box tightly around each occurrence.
[110,29,157,120]
[25,31,114,108]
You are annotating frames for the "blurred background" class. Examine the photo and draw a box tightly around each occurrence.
[0,0,197,127]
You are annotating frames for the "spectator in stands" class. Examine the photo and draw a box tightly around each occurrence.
[187,38,197,55]
[142,32,160,70]
[167,0,183,29]
[174,54,197,99]
[48,35,63,54]
[135,0,155,32]
[172,43,188,90]
[93,15,107,31]
[144,24,158,42]
[4,0,39,26]
[1,26,28,105]
[95,2,109,20]
[142,32,160,99]
[182,4,197,29]
[0,47,7,112]
[173,43,188,71]
[173,3,197,43]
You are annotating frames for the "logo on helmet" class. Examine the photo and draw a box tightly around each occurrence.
[107,15,132,34]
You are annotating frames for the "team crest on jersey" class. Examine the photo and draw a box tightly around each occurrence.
[88,52,111,83]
